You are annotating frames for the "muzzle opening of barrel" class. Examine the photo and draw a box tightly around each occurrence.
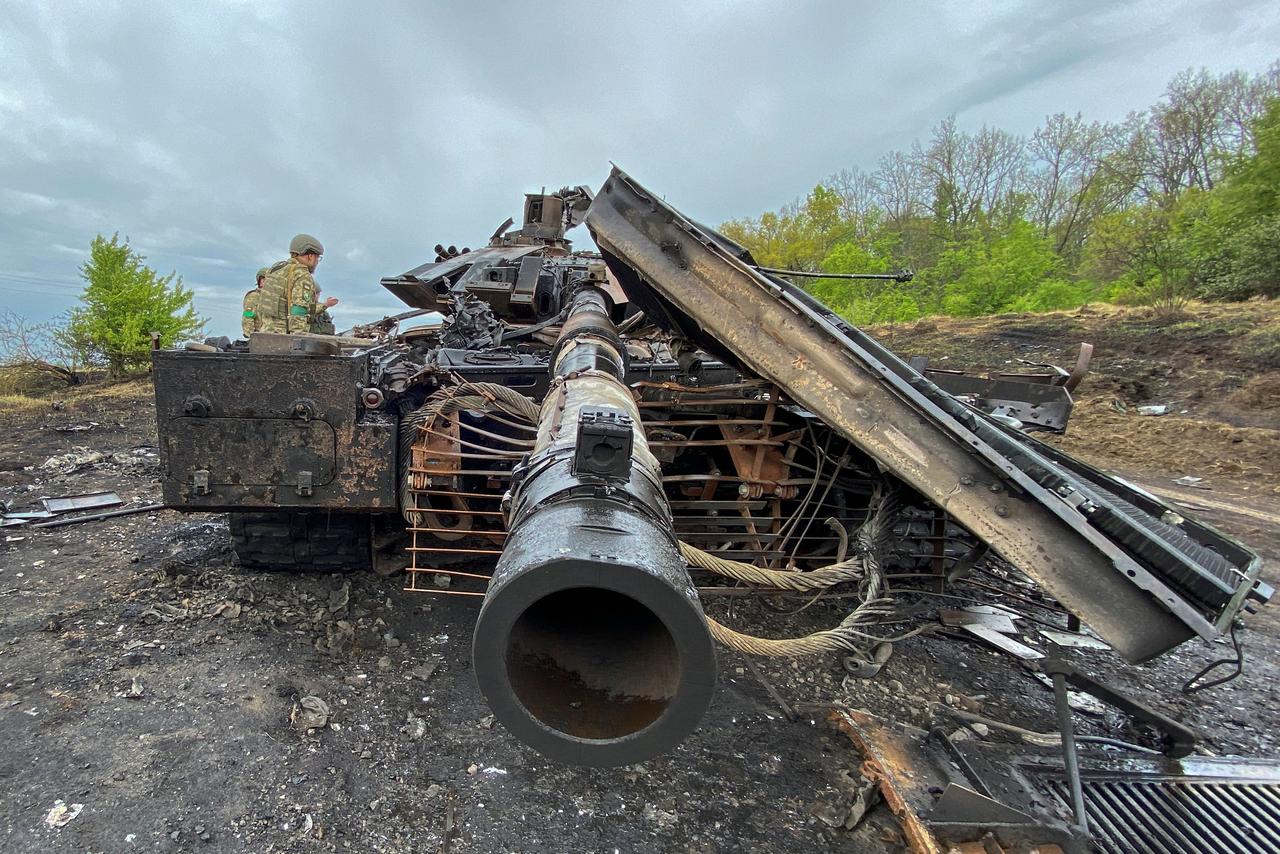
[505,587,681,740]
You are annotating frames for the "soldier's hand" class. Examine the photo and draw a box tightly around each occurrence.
[324,297,339,308]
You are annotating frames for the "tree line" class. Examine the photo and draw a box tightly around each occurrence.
[720,63,1280,324]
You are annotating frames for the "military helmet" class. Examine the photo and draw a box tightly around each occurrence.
[255,266,270,282]
[289,233,324,256]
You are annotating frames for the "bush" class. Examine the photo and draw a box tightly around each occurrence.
[0,310,81,387]
[1199,214,1280,301]
[853,289,922,325]
[1008,280,1094,313]
[938,222,1069,316]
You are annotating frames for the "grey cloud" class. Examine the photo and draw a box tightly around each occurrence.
[0,0,1274,337]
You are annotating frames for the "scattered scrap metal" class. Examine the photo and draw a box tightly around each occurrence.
[41,490,122,514]
[2,490,128,527]
[2,490,165,530]
[830,700,1280,853]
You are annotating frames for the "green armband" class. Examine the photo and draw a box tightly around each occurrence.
[242,310,255,318]
[289,305,308,317]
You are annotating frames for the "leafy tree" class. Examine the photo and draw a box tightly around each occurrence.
[952,222,1059,316]
[1203,214,1280,300]
[721,184,862,272]
[805,241,916,325]
[63,234,203,379]
[934,222,1071,316]
[821,241,892,277]
[1173,98,1280,301]
[858,288,922,325]
[1218,96,1280,223]
[1087,203,1193,314]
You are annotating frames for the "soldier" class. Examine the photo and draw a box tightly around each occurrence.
[240,266,270,338]
[258,234,338,334]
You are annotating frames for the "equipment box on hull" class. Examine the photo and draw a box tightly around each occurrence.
[152,348,397,512]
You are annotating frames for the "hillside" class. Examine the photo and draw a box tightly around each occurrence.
[868,299,1280,490]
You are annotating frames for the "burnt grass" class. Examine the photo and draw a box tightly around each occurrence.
[2,303,1279,853]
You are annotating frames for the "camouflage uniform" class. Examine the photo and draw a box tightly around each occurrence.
[258,258,316,334]
[241,287,260,338]
[242,265,271,337]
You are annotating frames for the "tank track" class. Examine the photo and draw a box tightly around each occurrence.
[229,511,373,573]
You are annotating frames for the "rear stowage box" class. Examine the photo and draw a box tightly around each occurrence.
[152,349,396,512]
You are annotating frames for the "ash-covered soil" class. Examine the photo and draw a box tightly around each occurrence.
[0,383,904,853]
[2,303,1278,854]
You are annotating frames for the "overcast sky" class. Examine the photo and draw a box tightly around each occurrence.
[1,0,1276,338]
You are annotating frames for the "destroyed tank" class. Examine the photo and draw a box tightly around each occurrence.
[152,171,1270,767]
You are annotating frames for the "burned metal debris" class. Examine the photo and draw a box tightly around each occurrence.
[832,702,1280,853]
[149,171,1269,784]
[586,166,1267,662]
[910,345,1092,434]
[42,490,122,514]
[2,489,151,529]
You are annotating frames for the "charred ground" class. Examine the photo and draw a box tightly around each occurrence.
[1,302,1277,852]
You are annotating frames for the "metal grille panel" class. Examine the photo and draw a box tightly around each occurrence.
[1044,778,1280,854]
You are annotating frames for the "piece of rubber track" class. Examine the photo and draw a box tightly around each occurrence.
[1078,482,1239,607]
[229,511,372,572]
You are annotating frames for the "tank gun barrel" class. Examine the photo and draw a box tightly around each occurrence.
[472,276,716,767]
